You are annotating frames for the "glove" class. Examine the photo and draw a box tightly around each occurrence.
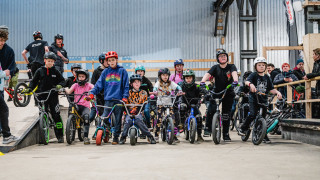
[84,94,94,101]
[27,63,31,69]
[200,82,206,88]
[122,98,128,103]
[150,95,155,99]
[232,81,238,88]
[24,88,32,93]
[56,85,62,90]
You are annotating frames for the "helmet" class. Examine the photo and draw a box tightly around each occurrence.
[216,49,228,63]
[135,65,145,73]
[44,52,57,61]
[71,63,81,71]
[183,69,196,88]
[105,51,118,60]
[174,59,184,66]
[98,53,106,64]
[254,57,267,70]
[243,71,252,80]
[130,74,142,84]
[75,69,89,86]
[54,34,63,41]
[158,68,171,78]
[33,31,42,40]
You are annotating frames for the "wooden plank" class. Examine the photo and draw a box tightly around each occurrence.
[294,99,320,103]
[264,46,304,51]
[218,19,223,23]
[274,76,320,88]
[287,85,292,103]
[217,26,223,30]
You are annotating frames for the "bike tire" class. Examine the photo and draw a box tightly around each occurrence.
[241,129,251,141]
[161,124,166,142]
[129,128,137,146]
[78,125,84,142]
[166,117,175,145]
[189,118,197,144]
[14,82,31,107]
[66,115,76,145]
[39,114,49,145]
[184,122,189,140]
[211,113,221,144]
[252,118,267,145]
[96,130,103,146]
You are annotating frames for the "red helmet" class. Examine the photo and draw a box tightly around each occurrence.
[105,51,118,60]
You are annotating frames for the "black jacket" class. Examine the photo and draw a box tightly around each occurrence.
[306,60,320,95]
[273,70,299,97]
[63,76,77,88]
[270,68,281,82]
[49,43,68,68]
[0,43,16,77]
[179,82,202,105]
[293,67,306,80]
[29,66,65,92]
[91,66,105,104]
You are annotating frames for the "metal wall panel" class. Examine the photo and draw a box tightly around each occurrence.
[0,0,305,77]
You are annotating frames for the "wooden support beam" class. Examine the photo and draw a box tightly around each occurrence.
[262,46,304,59]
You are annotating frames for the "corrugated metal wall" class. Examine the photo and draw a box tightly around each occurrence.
[0,0,305,77]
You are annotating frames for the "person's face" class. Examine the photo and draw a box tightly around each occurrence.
[185,76,193,83]
[108,57,117,68]
[175,64,184,72]
[313,52,320,61]
[256,63,266,73]
[103,59,109,68]
[78,74,86,81]
[297,62,304,70]
[132,80,141,90]
[218,54,228,64]
[0,38,6,50]
[56,38,63,46]
[136,70,145,77]
[161,74,169,82]
[267,66,274,74]
[45,59,55,68]
[282,65,290,72]
[72,68,80,77]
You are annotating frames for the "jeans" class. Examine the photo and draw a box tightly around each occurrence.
[121,115,152,138]
[101,100,123,138]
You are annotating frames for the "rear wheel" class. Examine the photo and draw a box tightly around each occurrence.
[211,113,221,144]
[166,117,175,145]
[241,129,251,141]
[189,118,197,144]
[39,114,49,145]
[66,115,76,144]
[14,82,31,107]
[96,130,103,146]
[184,121,189,140]
[129,128,137,146]
[252,118,267,145]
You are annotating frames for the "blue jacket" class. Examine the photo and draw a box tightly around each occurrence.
[90,65,129,100]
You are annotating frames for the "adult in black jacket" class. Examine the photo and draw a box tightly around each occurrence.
[267,63,281,82]
[49,34,69,74]
[293,59,306,80]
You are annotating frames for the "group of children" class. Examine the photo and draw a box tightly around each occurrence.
[26,48,285,145]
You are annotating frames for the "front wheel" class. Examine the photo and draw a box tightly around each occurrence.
[66,115,76,145]
[39,114,49,145]
[14,82,31,107]
[78,125,84,142]
[166,117,175,145]
[96,130,103,146]
[189,118,197,144]
[252,118,267,145]
[212,113,221,144]
[129,128,137,146]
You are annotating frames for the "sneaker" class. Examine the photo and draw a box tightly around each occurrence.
[57,137,64,143]
[197,135,204,142]
[204,130,210,137]
[263,136,271,144]
[112,137,119,145]
[140,134,146,139]
[148,136,156,144]
[84,137,90,145]
[154,136,159,143]
[174,136,180,143]
[92,134,96,140]
[2,135,18,144]
[223,133,231,141]
[7,97,12,102]
[237,128,247,136]
[119,136,126,144]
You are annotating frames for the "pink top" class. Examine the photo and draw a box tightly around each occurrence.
[169,72,183,84]
[70,83,94,108]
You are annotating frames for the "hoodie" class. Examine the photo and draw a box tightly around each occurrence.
[90,65,129,101]
[293,67,306,80]
[29,66,65,92]
[49,42,68,68]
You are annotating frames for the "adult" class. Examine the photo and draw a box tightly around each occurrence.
[200,49,238,141]
[267,63,281,82]
[273,63,298,98]
[293,59,306,80]
[49,34,69,74]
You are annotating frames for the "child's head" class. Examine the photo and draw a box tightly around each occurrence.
[296,59,304,70]
[130,74,142,91]
[71,63,81,77]
[254,57,267,73]
[33,31,43,40]
[158,68,170,83]
[267,63,275,74]
[174,59,184,73]
[43,52,57,68]
[54,34,63,46]
[135,65,145,77]
[99,53,109,68]
[0,29,9,50]
[106,51,118,68]
[216,49,228,64]
[281,63,290,72]
[183,69,195,88]
[75,69,89,86]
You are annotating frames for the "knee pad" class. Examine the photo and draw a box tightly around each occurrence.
[83,114,89,124]
[56,122,63,129]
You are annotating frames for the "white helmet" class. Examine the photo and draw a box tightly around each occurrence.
[254,57,267,67]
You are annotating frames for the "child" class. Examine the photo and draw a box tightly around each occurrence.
[119,74,156,144]
[153,68,182,143]
[178,69,204,142]
[88,51,129,145]
[64,69,94,144]
[238,57,282,144]
[63,63,81,111]
[169,59,184,84]
[28,52,65,143]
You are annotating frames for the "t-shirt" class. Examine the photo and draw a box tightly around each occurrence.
[169,73,183,84]
[25,40,48,65]
[207,64,237,92]
[128,89,148,114]
[70,82,94,108]
[246,72,274,103]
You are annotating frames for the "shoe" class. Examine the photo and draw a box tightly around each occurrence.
[174,136,180,143]
[84,137,90,145]
[148,136,156,144]
[223,133,231,141]
[7,97,12,102]
[263,136,271,144]
[2,135,18,144]
[204,130,210,137]
[119,136,126,144]
[57,137,64,143]
[140,134,146,139]
[154,136,159,143]
[92,134,96,140]
[112,137,119,145]
[197,135,204,142]
[238,128,247,136]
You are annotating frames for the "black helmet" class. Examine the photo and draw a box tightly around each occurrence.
[75,69,89,86]
[54,34,63,41]
[216,49,228,63]
[33,31,43,40]
[183,69,196,89]
[98,53,106,64]
[71,63,81,71]
[243,71,253,80]
[158,68,171,78]
[130,74,142,84]
[44,52,57,61]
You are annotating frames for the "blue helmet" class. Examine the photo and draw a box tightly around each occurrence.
[99,53,106,64]
[174,59,184,66]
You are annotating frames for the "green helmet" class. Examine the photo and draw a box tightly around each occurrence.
[183,69,196,88]
[135,65,145,73]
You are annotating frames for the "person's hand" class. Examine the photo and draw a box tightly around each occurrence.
[177,91,184,96]
[57,51,64,58]
[303,76,309,80]
[84,94,94,101]
[284,78,289,82]
[232,81,238,88]
[250,84,257,93]
[288,78,293,82]
[277,92,282,100]
[122,98,128,104]
[4,69,10,76]
[200,82,206,88]
[56,85,62,90]
[150,94,155,99]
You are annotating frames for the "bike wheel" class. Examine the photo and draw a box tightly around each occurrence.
[252,118,267,145]
[161,124,166,142]
[96,130,103,146]
[78,125,84,142]
[189,118,197,144]
[166,117,175,145]
[184,122,189,140]
[129,128,137,146]
[103,130,109,143]
[211,113,221,144]
[39,114,49,145]
[66,115,76,145]
[14,82,31,107]
[241,129,251,141]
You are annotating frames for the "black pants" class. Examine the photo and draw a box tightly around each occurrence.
[0,91,11,137]
[241,100,267,131]
[77,105,90,138]
[30,62,43,76]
